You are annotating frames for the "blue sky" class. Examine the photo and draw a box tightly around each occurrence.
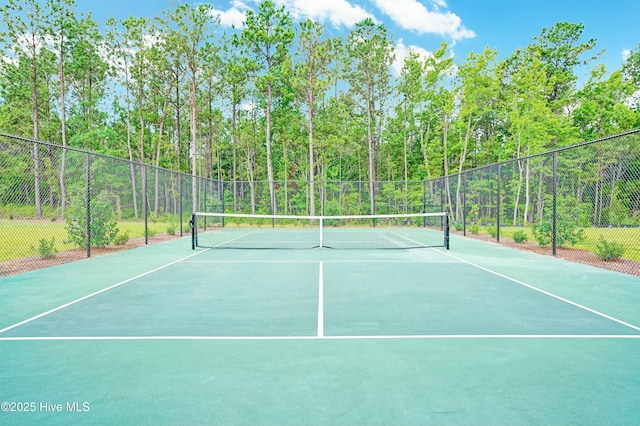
[75,0,640,81]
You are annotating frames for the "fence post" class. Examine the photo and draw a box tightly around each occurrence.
[552,151,558,256]
[143,164,148,245]
[496,164,501,242]
[462,173,467,236]
[85,152,91,258]
[422,180,427,227]
[178,173,183,237]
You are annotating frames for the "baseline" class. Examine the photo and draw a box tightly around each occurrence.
[1,334,640,342]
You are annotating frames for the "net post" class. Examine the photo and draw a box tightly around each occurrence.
[191,213,196,250]
[444,213,450,250]
[319,216,324,248]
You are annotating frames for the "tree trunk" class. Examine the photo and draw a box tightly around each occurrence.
[308,90,316,216]
[266,81,276,214]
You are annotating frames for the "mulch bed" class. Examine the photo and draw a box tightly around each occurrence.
[455,231,640,277]
[2,231,638,277]
[0,234,180,277]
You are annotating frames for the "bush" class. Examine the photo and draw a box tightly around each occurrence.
[469,224,480,234]
[167,223,177,235]
[65,192,119,248]
[486,226,497,238]
[532,213,585,247]
[595,236,625,261]
[113,231,130,246]
[453,222,464,231]
[512,230,528,243]
[32,237,58,259]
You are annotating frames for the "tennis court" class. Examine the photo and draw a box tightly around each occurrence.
[1,217,640,424]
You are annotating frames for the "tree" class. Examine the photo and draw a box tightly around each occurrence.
[67,14,109,144]
[622,43,640,126]
[499,50,558,224]
[0,0,57,217]
[449,47,500,220]
[344,18,394,214]
[529,22,603,113]
[47,0,78,216]
[164,3,219,213]
[105,16,147,218]
[237,0,294,214]
[221,38,255,212]
[294,19,335,215]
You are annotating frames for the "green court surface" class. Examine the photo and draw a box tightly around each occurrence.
[1,234,639,424]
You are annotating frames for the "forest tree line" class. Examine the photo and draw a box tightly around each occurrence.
[1,0,639,217]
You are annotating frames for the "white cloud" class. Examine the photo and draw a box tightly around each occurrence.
[372,0,475,41]
[623,48,632,62]
[392,39,433,75]
[274,0,373,28]
[392,39,457,78]
[210,1,251,28]
[211,0,372,29]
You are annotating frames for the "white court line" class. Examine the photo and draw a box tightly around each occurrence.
[387,230,430,248]
[180,259,463,263]
[433,248,640,332]
[0,249,210,335]
[318,262,324,337]
[1,334,639,342]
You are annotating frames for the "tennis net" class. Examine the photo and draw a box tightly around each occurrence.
[191,212,449,250]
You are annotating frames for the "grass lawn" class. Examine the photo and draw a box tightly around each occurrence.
[472,226,640,263]
[0,219,181,262]
[3,218,638,263]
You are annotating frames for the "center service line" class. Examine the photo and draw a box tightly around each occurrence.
[317,261,324,337]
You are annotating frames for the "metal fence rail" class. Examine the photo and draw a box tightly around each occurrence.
[1,130,639,276]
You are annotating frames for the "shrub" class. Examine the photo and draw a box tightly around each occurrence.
[453,222,464,231]
[65,192,119,248]
[167,223,177,235]
[469,224,480,234]
[113,231,130,246]
[595,236,625,261]
[532,213,585,247]
[486,226,497,238]
[32,237,58,259]
[512,230,528,243]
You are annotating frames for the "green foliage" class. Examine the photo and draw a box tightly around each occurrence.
[595,235,625,261]
[486,225,497,238]
[31,237,58,259]
[512,230,528,243]
[453,222,464,231]
[469,224,480,235]
[65,192,119,248]
[113,231,129,246]
[532,212,585,247]
[167,223,177,235]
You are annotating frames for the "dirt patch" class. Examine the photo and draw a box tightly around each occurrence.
[1,233,181,277]
[454,231,640,277]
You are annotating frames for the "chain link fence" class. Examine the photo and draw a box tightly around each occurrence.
[0,134,209,276]
[430,129,640,276]
[2,130,639,276]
